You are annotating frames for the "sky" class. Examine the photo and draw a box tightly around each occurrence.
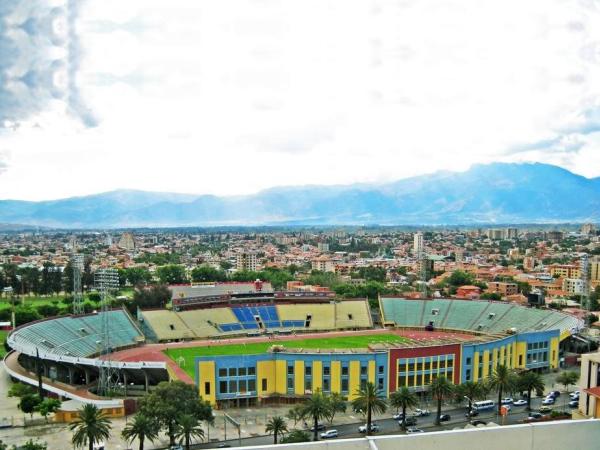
[1,0,600,201]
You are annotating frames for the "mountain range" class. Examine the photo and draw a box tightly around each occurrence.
[1,163,599,228]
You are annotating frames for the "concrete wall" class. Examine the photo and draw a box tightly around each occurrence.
[236,420,600,450]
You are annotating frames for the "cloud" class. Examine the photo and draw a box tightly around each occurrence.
[0,0,96,129]
[0,149,10,174]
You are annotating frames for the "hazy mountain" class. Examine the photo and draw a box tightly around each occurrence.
[1,163,599,228]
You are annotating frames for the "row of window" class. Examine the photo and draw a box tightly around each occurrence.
[218,367,256,377]
[287,363,385,377]
[218,378,257,394]
[398,371,453,388]
[527,341,549,351]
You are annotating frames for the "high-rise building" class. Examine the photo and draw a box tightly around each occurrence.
[506,227,518,239]
[523,256,536,271]
[590,257,600,283]
[311,256,335,272]
[236,252,258,272]
[118,233,135,251]
[413,232,424,256]
[317,242,330,252]
[582,223,596,235]
[416,258,434,281]
[487,229,504,240]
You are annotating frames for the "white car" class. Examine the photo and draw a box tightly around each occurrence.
[407,427,425,434]
[542,397,555,405]
[501,398,513,405]
[392,413,404,420]
[358,423,380,433]
[513,399,527,406]
[320,430,338,439]
[414,409,431,416]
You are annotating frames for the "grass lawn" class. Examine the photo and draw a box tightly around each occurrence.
[0,330,8,358]
[164,333,408,378]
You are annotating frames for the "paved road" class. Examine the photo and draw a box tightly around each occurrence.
[188,396,576,449]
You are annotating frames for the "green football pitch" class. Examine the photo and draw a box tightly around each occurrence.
[164,333,408,378]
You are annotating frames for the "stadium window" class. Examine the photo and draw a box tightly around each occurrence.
[218,368,227,377]
[323,378,330,391]
[229,368,237,377]
[378,365,384,374]
[287,377,294,391]
[378,378,384,390]
[341,379,349,393]
[424,360,431,371]
[407,362,415,372]
[287,365,294,375]
[239,367,247,376]
[305,366,312,376]
[262,378,267,391]
[446,370,453,381]
[204,382,211,395]
[229,380,237,392]
[360,379,367,390]
[248,379,256,392]
[342,366,349,376]
[431,360,438,370]
[306,380,312,391]
[466,357,472,366]
[239,380,247,393]
[323,366,330,376]
[248,367,256,376]
[447,359,453,368]
[466,369,471,381]
[219,381,227,393]
[360,365,367,376]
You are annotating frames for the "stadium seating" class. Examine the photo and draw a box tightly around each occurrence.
[380,298,582,336]
[335,301,373,329]
[10,310,142,357]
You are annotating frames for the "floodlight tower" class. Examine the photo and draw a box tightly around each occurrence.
[94,268,120,396]
[72,254,85,315]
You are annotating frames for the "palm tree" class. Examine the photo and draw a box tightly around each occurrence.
[287,405,303,427]
[174,414,205,450]
[265,416,288,445]
[455,381,484,418]
[389,387,418,430]
[517,371,545,411]
[122,413,159,450]
[300,390,331,442]
[70,404,112,450]
[429,376,455,426]
[488,365,516,415]
[351,382,387,436]
[325,393,347,424]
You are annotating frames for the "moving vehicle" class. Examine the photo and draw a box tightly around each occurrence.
[392,412,404,420]
[399,417,417,426]
[501,398,514,405]
[439,414,451,422]
[539,406,553,413]
[310,423,326,431]
[513,399,527,406]
[358,423,380,433]
[542,397,555,405]
[414,409,431,416]
[465,409,479,418]
[320,429,338,439]
[407,427,425,434]
[472,400,495,411]
[547,391,560,398]
[527,412,543,421]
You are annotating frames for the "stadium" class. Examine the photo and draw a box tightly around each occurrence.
[3,281,584,414]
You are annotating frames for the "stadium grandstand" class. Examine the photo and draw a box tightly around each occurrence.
[2,283,585,413]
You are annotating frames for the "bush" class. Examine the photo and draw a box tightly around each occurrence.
[280,430,310,443]
[35,304,60,318]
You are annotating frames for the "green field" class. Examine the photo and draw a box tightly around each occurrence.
[0,330,8,358]
[164,334,408,378]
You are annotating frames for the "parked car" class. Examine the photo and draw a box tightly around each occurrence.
[547,391,561,398]
[542,397,555,405]
[358,423,380,433]
[570,391,580,399]
[501,398,514,405]
[439,414,451,422]
[539,406,553,413]
[513,399,527,406]
[310,423,326,432]
[406,427,425,434]
[320,430,338,439]
[401,417,417,426]
[527,412,543,421]
[392,413,404,420]
[471,420,487,426]
[414,409,431,416]
[569,400,579,408]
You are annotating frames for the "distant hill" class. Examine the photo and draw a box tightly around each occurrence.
[0,163,599,228]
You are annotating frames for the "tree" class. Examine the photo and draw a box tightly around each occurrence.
[286,404,303,427]
[121,413,159,450]
[8,383,35,399]
[454,381,485,417]
[19,394,41,418]
[429,376,455,426]
[325,392,347,424]
[36,398,61,423]
[156,265,187,285]
[300,390,332,441]
[556,371,579,409]
[138,381,213,447]
[70,404,112,450]
[15,440,48,450]
[351,382,387,436]
[280,430,310,443]
[174,414,205,450]
[389,387,418,430]
[488,365,517,415]
[132,285,172,310]
[517,371,545,411]
[190,265,227,283]
[265,416,288,445]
